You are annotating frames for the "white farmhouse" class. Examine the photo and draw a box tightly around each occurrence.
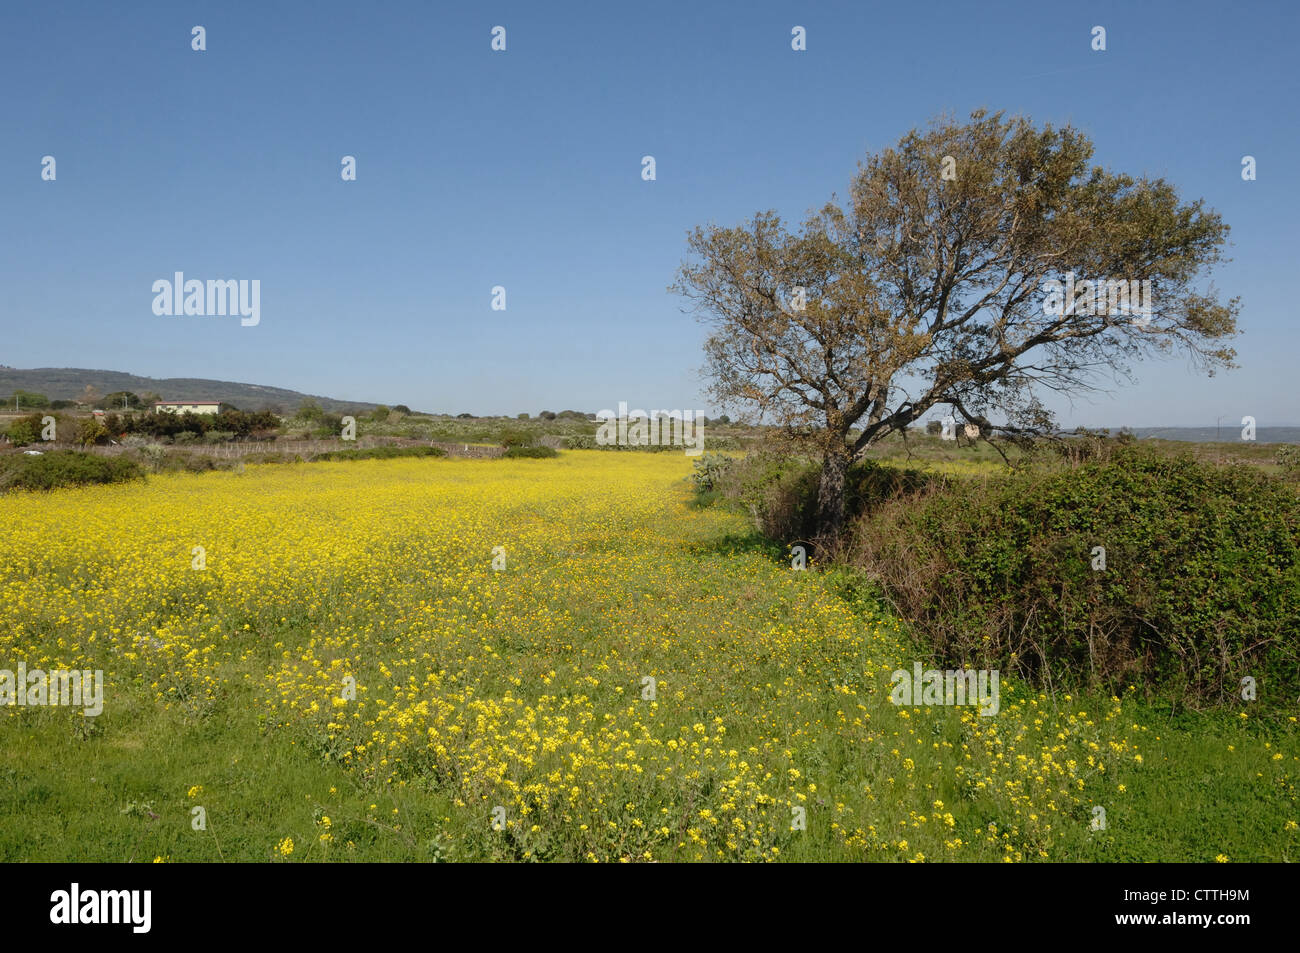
[154,400,225,415]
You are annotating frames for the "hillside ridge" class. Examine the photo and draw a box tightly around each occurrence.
[0,367,382,413]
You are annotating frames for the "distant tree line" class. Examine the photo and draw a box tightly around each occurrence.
[6,390,77,410]
[5,389,163,410]
[120,408,280,439]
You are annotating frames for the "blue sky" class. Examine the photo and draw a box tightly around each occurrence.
[2,0,1296,425]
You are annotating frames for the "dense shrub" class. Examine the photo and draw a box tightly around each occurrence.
[503,445,558,458]
[498,428,537,449]
[3,413,47,446]
[122,408,279,440]
[690,451,734,492]
[720,451,819,540]
[715,452,939,544]
[0,451,143,491]
[1047,429,1124,466]
[77,418,111,447]
[129,411,206,438]
[847,449,1300,705]
[311,413,345,438]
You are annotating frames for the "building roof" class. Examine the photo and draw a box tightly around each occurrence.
[154,400,222,405]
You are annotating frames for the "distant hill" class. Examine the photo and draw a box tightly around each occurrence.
[1128,426,1300,445]
[0,367,382,414]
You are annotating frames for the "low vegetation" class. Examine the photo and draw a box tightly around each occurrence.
[0,450,143,492]
[702,439,1300,709]
[4,452,1293,861]
[847,450,1300,707]
[310,445,448,462]
[502,445,558,458]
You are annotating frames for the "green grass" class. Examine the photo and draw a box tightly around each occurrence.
[0,684,458,862]
[1079,707,1298,863]
[0,453,1294,862]
[5,631,1290,863]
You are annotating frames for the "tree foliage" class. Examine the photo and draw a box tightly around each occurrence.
[673,110,1239,537]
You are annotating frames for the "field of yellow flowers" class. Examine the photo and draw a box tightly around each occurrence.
[1,452,1295,861]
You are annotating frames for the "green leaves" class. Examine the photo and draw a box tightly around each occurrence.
[853,449,1300,705]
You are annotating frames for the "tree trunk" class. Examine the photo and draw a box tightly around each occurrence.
[815,448,850,541]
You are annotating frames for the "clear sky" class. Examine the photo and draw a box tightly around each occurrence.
[3,0,1296,426]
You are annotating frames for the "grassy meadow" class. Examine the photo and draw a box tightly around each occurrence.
[0,451,1296,861]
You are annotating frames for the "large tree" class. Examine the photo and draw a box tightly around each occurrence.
[673,110,1239,539]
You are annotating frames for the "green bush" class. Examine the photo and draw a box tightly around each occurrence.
[77,418,111,447]
[4,414,46,447]
[690,452,734,492]
[312,414,344,439]
[498,428,537,449]
[713,452,939,543]
[121,408,279,440]
[847,449,1300,705]
[503,445,558,458]
[0,451,144,492]
[716,451,820,540]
